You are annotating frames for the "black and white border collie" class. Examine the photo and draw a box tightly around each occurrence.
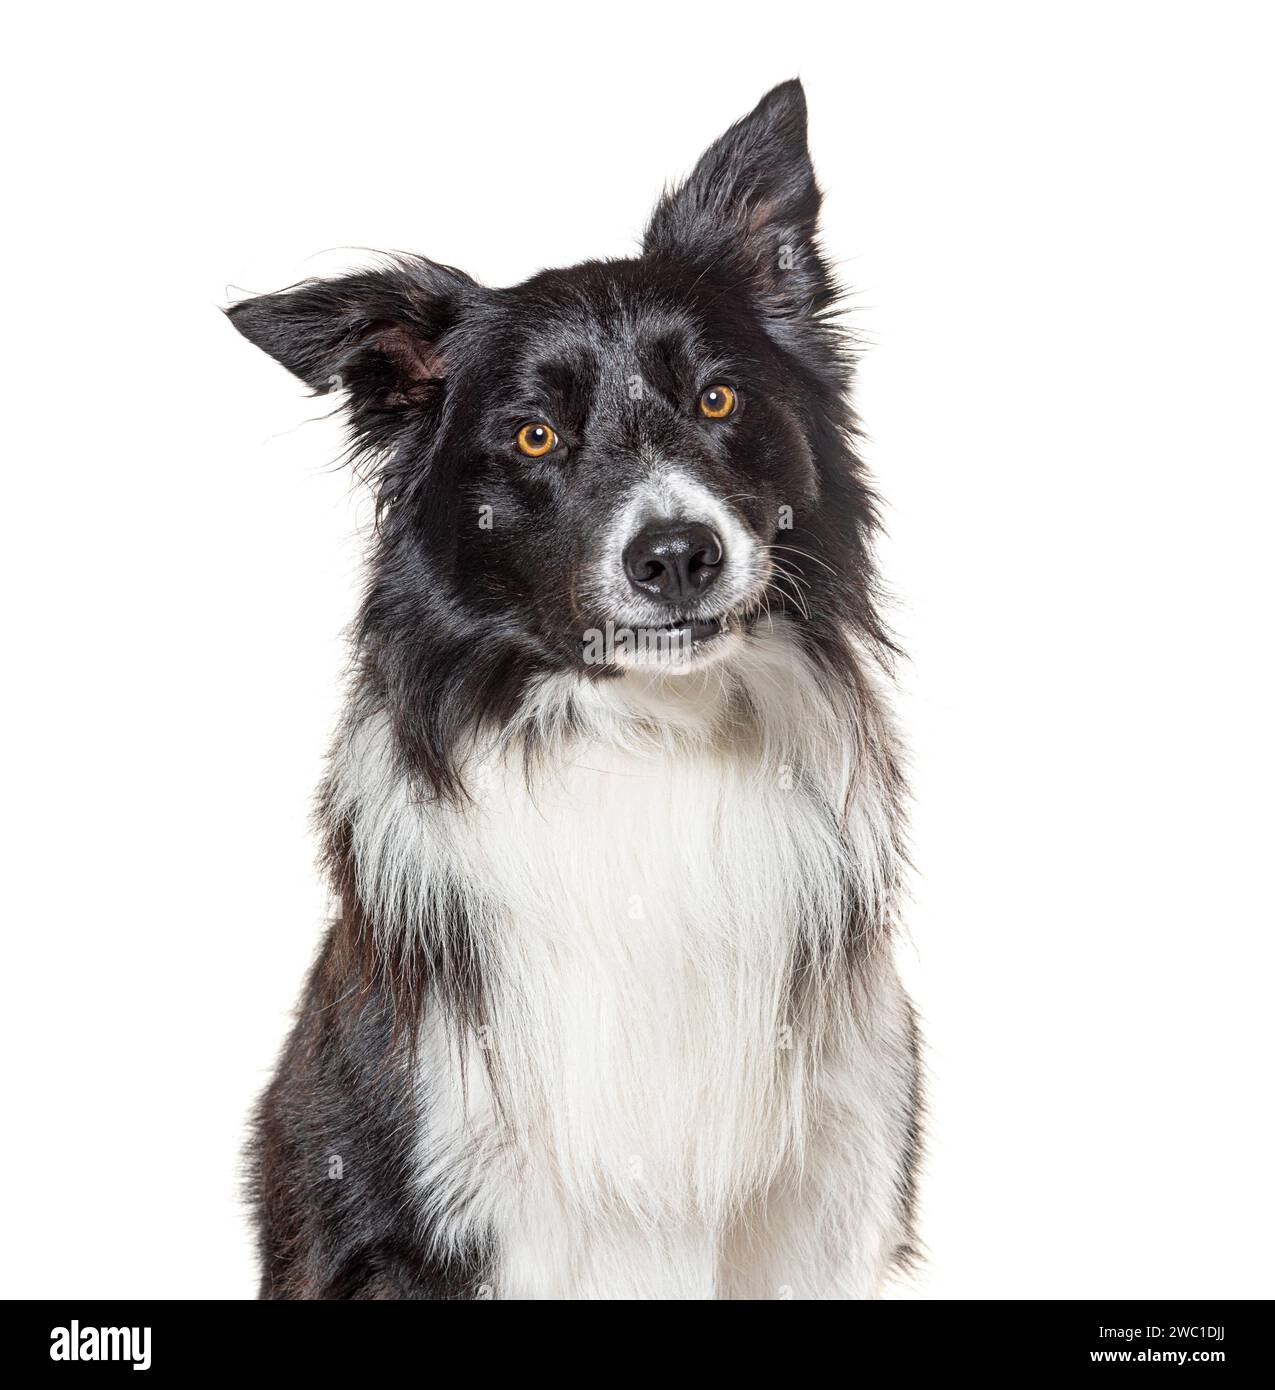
[228,79,922,1301]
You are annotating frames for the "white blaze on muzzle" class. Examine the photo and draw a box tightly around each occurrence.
[592,467,766,626]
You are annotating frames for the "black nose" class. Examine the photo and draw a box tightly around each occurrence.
[623,521,724,604]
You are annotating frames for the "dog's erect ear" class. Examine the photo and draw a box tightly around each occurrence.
[643,80,835,339]
[226,257,476,441]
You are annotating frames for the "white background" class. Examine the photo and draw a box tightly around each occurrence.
[3,1,1272,1299]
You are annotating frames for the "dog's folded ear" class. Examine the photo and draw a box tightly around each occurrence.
[643,79,836,343]
[226,257,476,440]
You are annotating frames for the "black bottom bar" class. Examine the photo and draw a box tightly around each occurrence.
[7,1298,1259,1377]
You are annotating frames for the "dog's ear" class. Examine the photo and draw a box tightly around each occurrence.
[643,80,835,342]
[226,257,476,445]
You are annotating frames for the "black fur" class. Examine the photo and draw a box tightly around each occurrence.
[251,926,490,1299]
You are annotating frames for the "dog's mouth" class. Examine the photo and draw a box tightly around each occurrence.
[651,613,728,645]
[640,603,759,651]
[584,607,755,671]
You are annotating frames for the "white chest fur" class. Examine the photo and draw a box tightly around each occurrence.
[444,736,848,1203]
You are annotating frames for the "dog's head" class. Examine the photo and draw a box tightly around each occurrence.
[230,81,887,784]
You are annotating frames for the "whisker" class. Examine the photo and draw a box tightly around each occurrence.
[766,543,840,578]
[770,559,814,602]
[769,571,811,621]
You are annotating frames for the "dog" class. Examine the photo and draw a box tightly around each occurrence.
[228,78,921,1300]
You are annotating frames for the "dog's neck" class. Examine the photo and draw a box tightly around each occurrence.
[327,620,903,965]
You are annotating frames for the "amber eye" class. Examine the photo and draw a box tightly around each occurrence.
[698,385,737,419]
[516,423,558,457]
